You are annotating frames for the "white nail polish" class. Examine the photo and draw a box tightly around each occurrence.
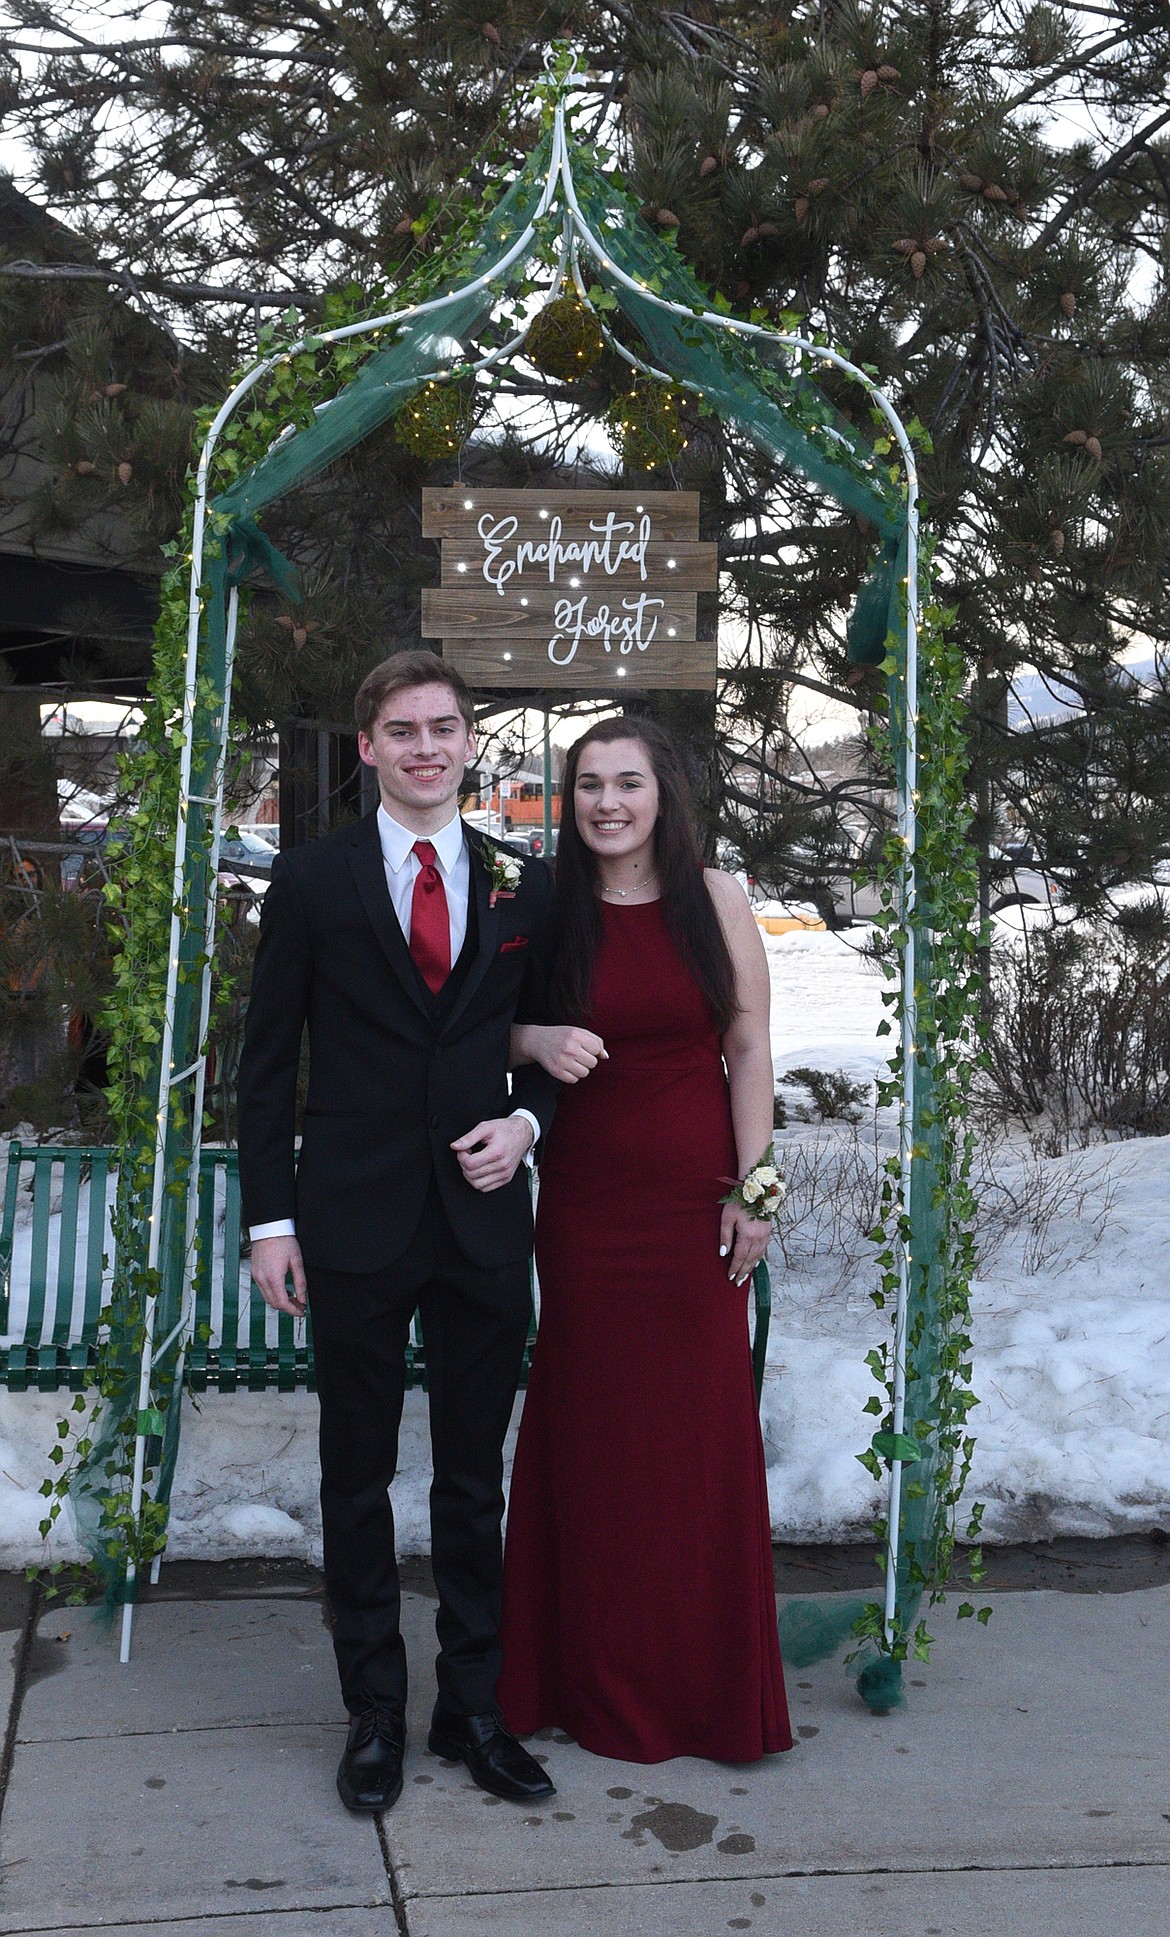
[719,1245,728,1257]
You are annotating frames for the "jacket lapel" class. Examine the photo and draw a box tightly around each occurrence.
[441,825,500,1036]
[346,810,432,1019]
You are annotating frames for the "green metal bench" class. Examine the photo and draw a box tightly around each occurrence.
[1,1141,771,1398]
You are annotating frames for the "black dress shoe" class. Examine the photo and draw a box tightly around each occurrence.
[336,1702,406,1813]
[427,1707,555,1801]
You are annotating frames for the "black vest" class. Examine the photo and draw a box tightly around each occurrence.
[423,868,479,1028]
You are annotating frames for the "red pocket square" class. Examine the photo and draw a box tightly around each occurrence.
[499,935,529,953]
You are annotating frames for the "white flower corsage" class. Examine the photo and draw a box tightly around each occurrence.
[721,1145,787,1222]
[482,839,523,908]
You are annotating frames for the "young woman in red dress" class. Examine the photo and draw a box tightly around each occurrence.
[498,716,792,1765]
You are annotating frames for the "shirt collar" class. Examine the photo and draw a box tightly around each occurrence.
[377,802,465,876]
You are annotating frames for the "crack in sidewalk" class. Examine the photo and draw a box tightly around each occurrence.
[398,1854,1170,1902]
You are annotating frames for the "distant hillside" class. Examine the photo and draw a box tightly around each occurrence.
[1009,662,1155,729]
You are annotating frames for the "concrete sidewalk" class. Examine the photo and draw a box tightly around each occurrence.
[0,1567,1167,1936]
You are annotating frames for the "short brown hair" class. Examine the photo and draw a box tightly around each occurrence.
[354,650,475,736]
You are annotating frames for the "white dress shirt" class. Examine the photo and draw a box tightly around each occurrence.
[249,805,538,1242]
[377,802,470,963]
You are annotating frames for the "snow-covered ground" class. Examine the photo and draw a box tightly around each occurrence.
[2,927,1167,1568]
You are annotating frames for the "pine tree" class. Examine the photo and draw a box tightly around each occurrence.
[1,1,1168,920]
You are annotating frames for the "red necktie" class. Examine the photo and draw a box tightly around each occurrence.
[409,840,451,992]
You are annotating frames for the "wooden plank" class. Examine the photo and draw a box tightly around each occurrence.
[439,539,717,590]
[422,486,700,539]
[421,585,698,637]
[442,638,717,691]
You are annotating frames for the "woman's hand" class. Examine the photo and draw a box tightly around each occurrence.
[719,1202,772,1288]
[511,1022,607,1083]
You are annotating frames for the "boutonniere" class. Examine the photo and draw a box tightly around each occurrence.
[481,838,523,908]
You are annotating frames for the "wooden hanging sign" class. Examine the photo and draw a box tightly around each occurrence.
[420,488,718,689]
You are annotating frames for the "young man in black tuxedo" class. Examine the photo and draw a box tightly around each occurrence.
[237,650,558,1814]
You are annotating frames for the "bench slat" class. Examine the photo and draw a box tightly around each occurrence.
[81,1150,110,1346]
[51,1157,82,1350]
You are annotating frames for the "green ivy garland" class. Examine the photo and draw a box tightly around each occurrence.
[851,541,988,1666]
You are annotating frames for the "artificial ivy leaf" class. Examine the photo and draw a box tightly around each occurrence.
[871,1431,922,1463]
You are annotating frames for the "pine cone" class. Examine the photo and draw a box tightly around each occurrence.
[893,238,916,254]
[74,459,96,476]
[291,625,309,649]
[983,183,1009,203]
[1049,529,1065,554]
[699,155,719,177]
[811,102,830,120]
[794,197,809,222]
[393,214,413,236]
[1059,291,1077,318]
[807,177,830,194]
[104,382,127,398]
[481,22,501,44]
[877,64,901,82]
[1085,435,1103,464]
[740,225,761,247]
[911,250,927,278]
[756,221,779,237]
[959,173,983,192]
[117,460,133,485]
[1063,429,1088,445]
[657,208,680,227]
[860,69,879,97]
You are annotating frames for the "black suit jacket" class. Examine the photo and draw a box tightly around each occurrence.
[236,812,558,1273]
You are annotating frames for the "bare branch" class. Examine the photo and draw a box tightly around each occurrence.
[1031,104,1170,251]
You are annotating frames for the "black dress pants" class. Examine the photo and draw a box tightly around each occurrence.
[306,1186,532,1717]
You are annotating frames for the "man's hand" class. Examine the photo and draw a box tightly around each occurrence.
[451,1116,535,1193]
[718,1202,772,1288]
[250,1234,308,1315]
[524,1024,607,1084]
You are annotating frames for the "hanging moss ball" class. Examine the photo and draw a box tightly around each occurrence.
[605,379,689,471]
[524,294,605,381]
[392,380,478,461]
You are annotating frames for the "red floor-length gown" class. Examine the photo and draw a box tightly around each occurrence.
[498,899,792,1763]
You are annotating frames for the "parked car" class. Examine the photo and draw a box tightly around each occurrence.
[216,829,276,879]
[504,828,558,859]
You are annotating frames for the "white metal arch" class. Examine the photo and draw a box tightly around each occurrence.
[122,87,921,1664]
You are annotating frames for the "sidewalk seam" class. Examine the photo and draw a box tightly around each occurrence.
[0,1903,390,1936]
[0,1578,42,1826]
[376,1814,412,1937]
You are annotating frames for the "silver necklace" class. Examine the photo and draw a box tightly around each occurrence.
[600,876,659,899]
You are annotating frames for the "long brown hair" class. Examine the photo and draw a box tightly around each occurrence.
[551,715,738,1033]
